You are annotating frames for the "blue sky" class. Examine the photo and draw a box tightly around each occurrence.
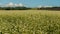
[0,0,60,7]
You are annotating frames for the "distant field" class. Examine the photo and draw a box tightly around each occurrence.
[0,10,60,34]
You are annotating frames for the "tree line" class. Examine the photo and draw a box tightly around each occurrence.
[0,6,60,10]
[37,7,60,10]
[0,7,31,10]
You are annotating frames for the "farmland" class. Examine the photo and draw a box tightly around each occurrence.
[0,10,60,34]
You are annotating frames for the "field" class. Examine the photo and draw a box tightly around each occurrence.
[0,10,60,34]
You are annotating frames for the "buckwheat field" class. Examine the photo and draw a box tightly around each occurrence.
[0,10,60,34]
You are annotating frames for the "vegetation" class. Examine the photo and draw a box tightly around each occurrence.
[0,10,60,34]
[37,7,60,10]
[0,6,60,10]
[0,7,31,10]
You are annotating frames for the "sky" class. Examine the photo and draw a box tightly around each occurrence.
[0,0,60,7]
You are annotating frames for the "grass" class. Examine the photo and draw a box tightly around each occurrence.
[0,10,60,34]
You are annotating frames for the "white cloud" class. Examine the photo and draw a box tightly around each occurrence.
[14,3,25,7]
[38,5,42,8]
[4,2,14,7]
[43,6,53,7]
[6,2,25,7]
[0,2,27,7]
[9,2,13,5]
[19,3,24,7]
[7,2,14,7]
[15,4,19,6]
[0,3,2,5]
[38,5,53,8]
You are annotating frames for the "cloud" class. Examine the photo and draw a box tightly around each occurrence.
[15,4,18,6]
[0,3,1,5]
[38,5,42,8]
[43,6,53,7]
[6,2,14,7]
[38,5,53,8]
[4,2,25,7]
[19,3,24,7]
[8,2,14,6]
[14,3,24,7]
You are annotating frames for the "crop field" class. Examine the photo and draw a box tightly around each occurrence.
[0,10,60,34]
